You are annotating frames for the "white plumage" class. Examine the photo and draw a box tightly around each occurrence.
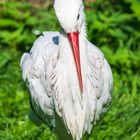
[20,0,113,140]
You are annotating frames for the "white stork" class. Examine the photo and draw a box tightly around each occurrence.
[20,0,113,140]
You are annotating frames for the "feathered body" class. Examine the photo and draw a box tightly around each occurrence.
[20,0,113,140]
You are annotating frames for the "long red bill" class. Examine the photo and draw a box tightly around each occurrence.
[68,32,83,93]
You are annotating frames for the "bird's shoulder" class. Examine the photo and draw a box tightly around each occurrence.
[86,41,112,74]
[87,40,113,90]
[20,31,60,81]
[86,41,106,74]
[31,31,60,53]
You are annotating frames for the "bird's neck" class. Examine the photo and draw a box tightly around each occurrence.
[59,20,88,61]
[59,22,88,92]
[59,21,87,59]
[79,21,87,41]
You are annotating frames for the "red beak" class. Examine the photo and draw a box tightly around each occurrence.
[68,32,83,93]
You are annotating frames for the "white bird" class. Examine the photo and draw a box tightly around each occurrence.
[20,0,113,140]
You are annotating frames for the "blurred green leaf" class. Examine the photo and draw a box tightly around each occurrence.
[125,0,140,20]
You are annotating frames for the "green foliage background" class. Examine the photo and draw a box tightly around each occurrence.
[0,0,140,139]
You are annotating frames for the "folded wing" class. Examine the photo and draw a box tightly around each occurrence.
[20,32,59,128]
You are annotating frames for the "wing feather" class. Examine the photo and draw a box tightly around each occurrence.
[87,42,113,124]
[20,32,59,128]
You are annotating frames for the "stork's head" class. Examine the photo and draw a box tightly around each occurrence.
[54,0,85,92]
[54,0,85,33]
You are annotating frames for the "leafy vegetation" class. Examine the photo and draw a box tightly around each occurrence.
[0,0,140,140]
